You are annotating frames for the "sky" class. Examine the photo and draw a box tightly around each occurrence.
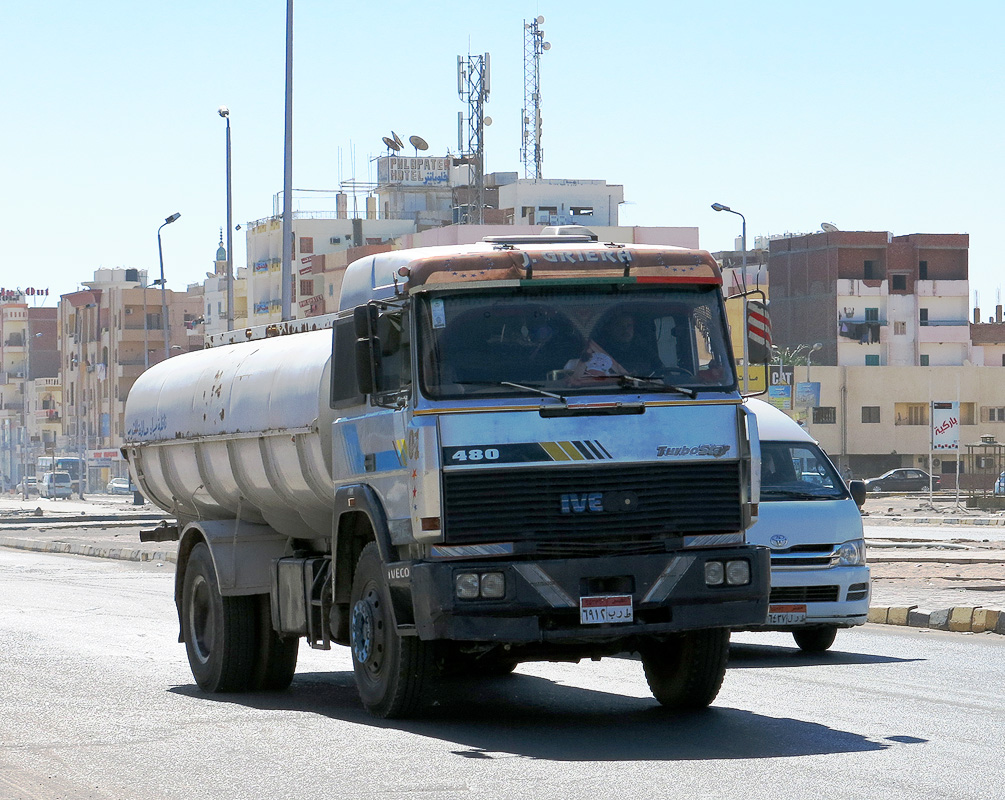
[3,1,1003,314]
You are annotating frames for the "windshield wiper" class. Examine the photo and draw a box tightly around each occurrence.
[499,381,568,404]
[761,487,841,500]
[618,374,697,399]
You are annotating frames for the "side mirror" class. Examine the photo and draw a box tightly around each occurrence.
[355,337,382,395]
[848,479,867,508]
[354,305,378,339]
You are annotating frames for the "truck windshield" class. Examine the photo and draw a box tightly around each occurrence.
[417,285,735,399]
[760,441,847,500]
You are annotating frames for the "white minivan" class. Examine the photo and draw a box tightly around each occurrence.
[40,471,73,499]
[741,399,870,651]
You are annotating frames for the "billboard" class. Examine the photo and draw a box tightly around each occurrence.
[377,156,451,187]
[932,401,959,450]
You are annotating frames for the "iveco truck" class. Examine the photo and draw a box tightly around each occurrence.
[124,231,770,718]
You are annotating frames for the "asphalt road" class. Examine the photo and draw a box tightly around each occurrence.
[1,548,1003,800]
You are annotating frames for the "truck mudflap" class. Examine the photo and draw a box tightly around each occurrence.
[407,546,770,643]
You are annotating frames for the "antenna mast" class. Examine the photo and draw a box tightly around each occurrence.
[457,52,491,224]
[521,16,549,179]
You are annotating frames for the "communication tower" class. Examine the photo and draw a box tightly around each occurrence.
[521,16,550,179]
[457,53,491,224]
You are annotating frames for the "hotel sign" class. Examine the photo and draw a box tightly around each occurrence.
[377,156,450,187]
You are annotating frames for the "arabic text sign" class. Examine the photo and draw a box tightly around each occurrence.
[932,401,959,450]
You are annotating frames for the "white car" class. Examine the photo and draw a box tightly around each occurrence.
[739,399,871,651]
[106,477,134,495]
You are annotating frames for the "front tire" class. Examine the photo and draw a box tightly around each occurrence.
[640,628,730,711]
[181,542,258,692]
[792,625,838,652]
[350,543,433,718]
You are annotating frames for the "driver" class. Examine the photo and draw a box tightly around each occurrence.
[579,313,663,377]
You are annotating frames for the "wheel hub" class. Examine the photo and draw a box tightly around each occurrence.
[350,596,375,665]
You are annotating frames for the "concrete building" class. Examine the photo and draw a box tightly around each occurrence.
[243,216,417,324]
[768,231,971,367]
[0,294,58,487]
[58,269,204,489]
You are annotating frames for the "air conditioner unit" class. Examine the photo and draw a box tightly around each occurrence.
[125,308,133,315]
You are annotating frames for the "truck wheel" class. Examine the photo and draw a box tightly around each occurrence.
[792,625,837,652]
[252,595,299,691]
[640,628,730,711]
[349,542,433,718]
[181,542,257,692]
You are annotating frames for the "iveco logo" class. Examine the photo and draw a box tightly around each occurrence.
[560,492,604,513]
[769,534,788,548]
[560,491,641,514]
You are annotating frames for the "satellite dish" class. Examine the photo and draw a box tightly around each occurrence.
[537,15,545,23]
[543,42,552,51]
[382,136,401,152]
[821,222,839,232]
[391,130,404,149]
[484,116,493,126]
[409,135,429,152]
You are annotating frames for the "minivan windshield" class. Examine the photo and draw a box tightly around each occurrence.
[417,285,735,399]
[761,441,847,500]
[53,473,71,485]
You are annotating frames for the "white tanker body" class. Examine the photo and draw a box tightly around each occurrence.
[125,329,335,543]
[125,230,771,718]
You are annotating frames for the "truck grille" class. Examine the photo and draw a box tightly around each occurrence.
[442,461,743,545]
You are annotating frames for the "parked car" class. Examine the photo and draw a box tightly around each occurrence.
[863,468,940,493]
[40,471,73,499]
[106,477,134,495]
[16,476,39,497]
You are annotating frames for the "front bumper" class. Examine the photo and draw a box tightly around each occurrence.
[738,564,871,631]
[407,546,770,643]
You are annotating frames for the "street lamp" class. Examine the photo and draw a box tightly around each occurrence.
[218,106,234,332]
[156,213,181,360]
[806,342,822,383]
[712,202,749,390]
[21,328,43,499]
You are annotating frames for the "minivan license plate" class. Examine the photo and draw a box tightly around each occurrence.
[580,595,633,624]
[767,603,807,625]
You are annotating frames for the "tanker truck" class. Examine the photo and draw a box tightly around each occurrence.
[123,230,770,718]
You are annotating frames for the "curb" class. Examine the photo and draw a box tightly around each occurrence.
[867,605,1005,635]
[0,536,176,564]
[864,516,1005,526]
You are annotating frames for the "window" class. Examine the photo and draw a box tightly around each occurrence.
[986,407,1005,422]
[864,260,877,280]
[865,308,879,322]
[300,280,314,297]
[812,407,836,424]
[865,354,879,366]
[570,207,594,217]
[299,237,314,254]
[894,321,906,335]
[919,260,928,280]
[961,403,975,425]
[862,406,881,423]
[891,274,907,291]
[895,403,929,426]
[920,308,929,327]
[920,354,929,366]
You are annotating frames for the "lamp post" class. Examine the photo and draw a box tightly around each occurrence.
[218,106,234,331]
[21,327,43,498]
[156,213,181,360]
[712,202,748,390]
[806,342,822,383]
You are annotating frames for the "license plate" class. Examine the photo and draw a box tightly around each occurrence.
[580,595,634,624]
[767,603,807,625]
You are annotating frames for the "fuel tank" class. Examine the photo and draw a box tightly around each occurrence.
[123,330,336,540]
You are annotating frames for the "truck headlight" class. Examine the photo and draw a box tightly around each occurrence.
[479,572,505,599]
[725,559,751,586]
[455,573,480,599]
[837,539,866,566]
[704,561,725,586]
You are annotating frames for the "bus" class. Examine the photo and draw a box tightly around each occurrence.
[36,456,84,494]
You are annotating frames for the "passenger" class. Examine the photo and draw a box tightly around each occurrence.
[577,313,663,377]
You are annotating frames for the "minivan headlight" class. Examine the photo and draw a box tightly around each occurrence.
[837,539,866,566]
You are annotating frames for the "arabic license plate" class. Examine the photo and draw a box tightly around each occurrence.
[580,595,634,625]
[767,604,807,625]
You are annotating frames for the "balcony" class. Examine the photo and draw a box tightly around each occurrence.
[838,319,884,343]
[918,320,971,344]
